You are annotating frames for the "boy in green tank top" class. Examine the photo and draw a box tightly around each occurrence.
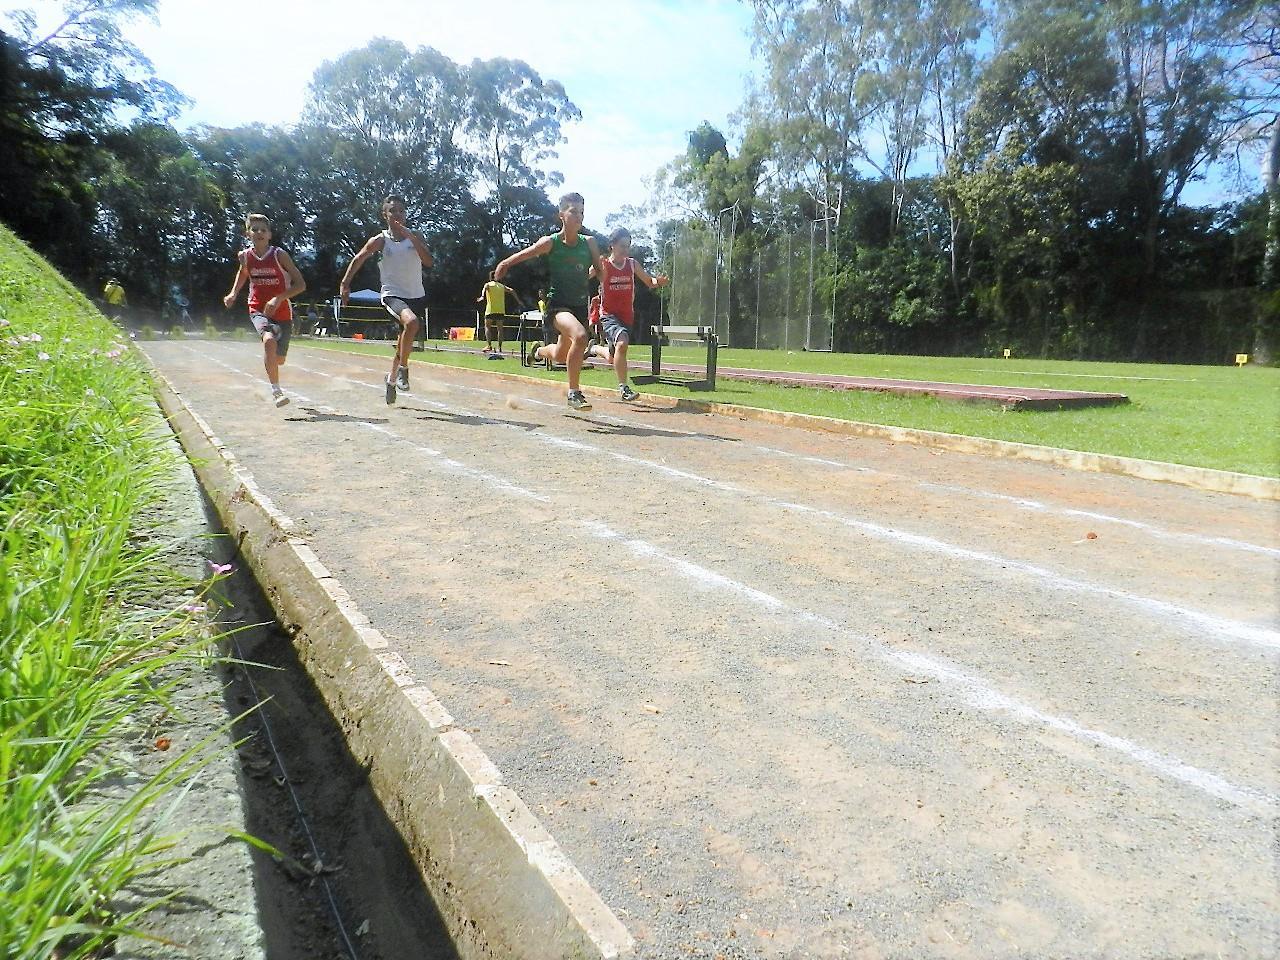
[495,192,604,411]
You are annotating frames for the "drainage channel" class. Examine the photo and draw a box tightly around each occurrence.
[209,504,460,960]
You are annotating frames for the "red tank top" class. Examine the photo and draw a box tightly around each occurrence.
[599,256,635,325]
[245,246,292,321]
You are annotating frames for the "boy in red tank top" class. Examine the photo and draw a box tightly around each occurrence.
[223,213,306,407]
[595,227,668,401]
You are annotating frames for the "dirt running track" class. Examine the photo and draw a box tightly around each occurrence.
[144,341,1278,960]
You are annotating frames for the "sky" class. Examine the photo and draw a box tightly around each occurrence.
[5,0,1257,218]
[5,0,758,224]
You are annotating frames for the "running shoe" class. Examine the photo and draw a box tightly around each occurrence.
[567,390,592,411]
[618,383,639,401]
[525,342,542,367]
[396,366,410,391]
[272,387,289,408]
[384,375,397,405]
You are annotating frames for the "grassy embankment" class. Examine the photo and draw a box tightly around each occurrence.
[300,336,1279,477]
[0,223,219,958]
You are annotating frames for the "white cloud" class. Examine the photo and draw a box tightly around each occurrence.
[5,0,756,220]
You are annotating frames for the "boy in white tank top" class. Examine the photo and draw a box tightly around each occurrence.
[339,196,433,404]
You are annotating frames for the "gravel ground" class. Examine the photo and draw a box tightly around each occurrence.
[144,340,1279,960]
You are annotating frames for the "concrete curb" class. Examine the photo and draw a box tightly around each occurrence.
[451,364,1279,502]
[145,365,634,960]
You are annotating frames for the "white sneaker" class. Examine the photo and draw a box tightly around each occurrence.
[272,388,289,408]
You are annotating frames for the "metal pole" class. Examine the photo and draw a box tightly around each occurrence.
[755,248,762,351]
[783,233,791,352]
[806,222,815,351]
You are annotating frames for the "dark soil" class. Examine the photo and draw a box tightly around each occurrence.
[212,537,460,960]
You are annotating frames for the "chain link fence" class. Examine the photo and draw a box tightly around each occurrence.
[663,210,836,351]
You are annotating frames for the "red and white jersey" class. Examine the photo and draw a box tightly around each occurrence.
[245,246,292,322]
[599,256,635,325]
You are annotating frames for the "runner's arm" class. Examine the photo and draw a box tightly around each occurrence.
[586,235,606,280]
[407,230,433,268]
[494,236,553,281]
[633,261,670,290]
[222,255,248,308]
[270,250,307,311]
[338,234,384,304]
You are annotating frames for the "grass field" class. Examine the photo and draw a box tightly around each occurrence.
[297,336,1280,478]
[1,225,216,958]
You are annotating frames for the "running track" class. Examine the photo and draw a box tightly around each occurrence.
[145,341,1278,960]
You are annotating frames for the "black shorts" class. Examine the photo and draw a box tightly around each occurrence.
[544,302,589,339]
[250,314,291,357]
[382,295,428,323]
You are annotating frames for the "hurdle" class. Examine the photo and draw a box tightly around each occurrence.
[632,322,719,391]
[516,310,547,368]
[516,310,611,371]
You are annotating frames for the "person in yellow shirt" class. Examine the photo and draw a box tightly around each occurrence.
[102,278,126,319]
[475,270,523,357]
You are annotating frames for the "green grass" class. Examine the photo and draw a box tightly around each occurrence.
[0,224,219,959]
[299,337,1279,477]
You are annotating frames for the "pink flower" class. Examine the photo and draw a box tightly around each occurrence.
[181,602,207,613]
[0,319,9,327]
[29,332,42,343]
[37,352,50,361]
[17,335,30,343]
[207,560,233,576]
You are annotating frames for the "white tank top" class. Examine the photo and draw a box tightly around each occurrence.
[378,230,425,299]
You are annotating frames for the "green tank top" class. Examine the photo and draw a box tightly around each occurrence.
[546,232,592,307]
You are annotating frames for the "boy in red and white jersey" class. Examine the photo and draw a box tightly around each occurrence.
[596,227,667,400]
[223,213,306,407]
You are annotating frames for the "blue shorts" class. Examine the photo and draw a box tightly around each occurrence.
[600,314,632,348]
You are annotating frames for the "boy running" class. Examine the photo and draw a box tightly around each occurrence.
[495,192,603,411]
[475,270,522,356]
[222,213,306,407]
[339,195,433,404]
[596,228,668,400]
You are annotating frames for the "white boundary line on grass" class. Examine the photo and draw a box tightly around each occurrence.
[173,344,1279,819]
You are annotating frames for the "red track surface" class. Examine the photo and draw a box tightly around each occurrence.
[660,363,1130,409]
[418,341,1129,409]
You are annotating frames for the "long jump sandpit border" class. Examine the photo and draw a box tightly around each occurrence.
[146,363,634,960]
[449,363,1278,502]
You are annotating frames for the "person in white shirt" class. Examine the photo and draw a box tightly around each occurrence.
[339,195,433,404]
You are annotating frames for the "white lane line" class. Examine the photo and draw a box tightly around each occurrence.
[917,482,1280,560]
[181,345,1278,817]
[286,352,1280,653]
[581,534,1275,818]
[300,348,1278,561]
[184,348,550,505]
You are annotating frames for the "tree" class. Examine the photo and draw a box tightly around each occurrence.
[464,57,580,254]
[90,122,223,309]
[0,1,185,277]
